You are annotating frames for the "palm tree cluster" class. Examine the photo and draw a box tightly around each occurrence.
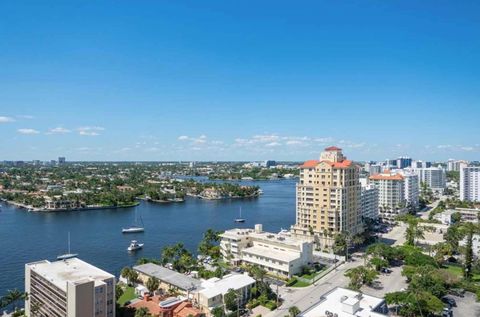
[0,289,27,312]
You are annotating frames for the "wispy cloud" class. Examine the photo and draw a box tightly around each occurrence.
[17,128,40,135]
[47,127,71,134]
[78,126,105,136]
[0,116,15,123]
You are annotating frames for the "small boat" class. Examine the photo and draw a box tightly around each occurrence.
[57,232,78,260]
[234,207,246,223]
[122,209,145,233]
[127,240,144,251]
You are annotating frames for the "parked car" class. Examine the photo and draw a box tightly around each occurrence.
[380,267,392,274]
[442,306,453,317]
[442,296,457,307]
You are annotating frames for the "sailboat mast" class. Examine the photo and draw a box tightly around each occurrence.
[68,232,71,254]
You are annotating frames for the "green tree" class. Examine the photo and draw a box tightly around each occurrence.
[3,289,26,311]
[345,266,378,291]
[464,224,474,280]
[288,306,301,317]
[146,277,160,294]
[116,284,124,301]
[211,306,225,317]
[135,307,152,317]
[385,290,443,317]
[224,289,238,312]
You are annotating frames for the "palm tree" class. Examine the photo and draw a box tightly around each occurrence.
[146,277,160,294]
[3,289,26,311]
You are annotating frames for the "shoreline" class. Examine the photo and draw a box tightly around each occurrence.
[1,199,140,212]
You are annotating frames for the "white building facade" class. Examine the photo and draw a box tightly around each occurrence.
[369,171,406,221]
[460,166,480,202]
[415,166,446,193]
[220,224,313,278]
[25,258,115,317]
[360,184,379,220]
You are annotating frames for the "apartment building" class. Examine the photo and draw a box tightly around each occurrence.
[401,170,419,209]
[360,183,379,220]
[220,224,313,277]
[292,146,362,247]
[415,166,446,193]
[25,258,115,317]
[460,166,480,202]
[447,159,469,172]
[369,171,405,220]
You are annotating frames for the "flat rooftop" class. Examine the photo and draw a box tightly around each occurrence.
[26,258,114,292]
[300,287,387,317]
[242,245,300,262]
[134,263,201,291]
[221,227,304,247]
[198,273,255,298]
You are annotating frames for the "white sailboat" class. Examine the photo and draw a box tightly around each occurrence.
[57,232,78,260]
[234,207,245,223]
[122,209,145,233]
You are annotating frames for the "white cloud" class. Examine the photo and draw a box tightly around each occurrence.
[286,140,303,145]
[265,142,282,147]
[178,135,189,141]
[78,126,105,136]
[17,128,40,135]
[0,116,15,123]
[47,127,71,134]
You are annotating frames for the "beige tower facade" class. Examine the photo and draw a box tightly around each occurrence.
[25,258,115,317]
[292,146,363,247]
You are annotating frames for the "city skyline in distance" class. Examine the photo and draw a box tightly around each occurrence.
[1,1,479,161]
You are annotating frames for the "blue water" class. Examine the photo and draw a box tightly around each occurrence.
[0,179,296,294]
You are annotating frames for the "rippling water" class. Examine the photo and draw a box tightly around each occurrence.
[0,179,296,294]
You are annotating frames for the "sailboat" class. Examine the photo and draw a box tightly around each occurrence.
[122,209,145,233]
[57,232,78,260]
[234,207,245,223]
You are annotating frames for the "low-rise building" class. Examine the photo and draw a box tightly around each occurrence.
[25,258,115,317]
[434,208,480,225]
[194,274,255,314]
[220,224,313,277]
[299,287,388,317]
[134,263,201,295]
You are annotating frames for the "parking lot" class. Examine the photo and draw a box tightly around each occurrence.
[451,292,480,317]
[361,265,407,298]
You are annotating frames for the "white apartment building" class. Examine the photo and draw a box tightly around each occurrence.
[447,159,469,172]
[360,183,379,220]
[401,170,419,209]
[299,287,388,317]
[194,274,255,313]
[415,166,446,193]
[460,166,480,202]
[220,224,313,278]
[25,258,115,317]
[369,171,406,221]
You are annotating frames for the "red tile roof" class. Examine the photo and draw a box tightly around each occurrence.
[299,160,319,168]
[299,159,353,169]
[369,173,404,181]
[325,146,342,151]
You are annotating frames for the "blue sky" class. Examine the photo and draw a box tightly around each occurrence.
[0,1,479,161]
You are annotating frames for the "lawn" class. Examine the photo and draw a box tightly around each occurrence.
[117,286,137,306]
[444,265,480,282]
[290,279,310,287]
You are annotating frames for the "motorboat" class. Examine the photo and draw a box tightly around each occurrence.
[127,240,144,251]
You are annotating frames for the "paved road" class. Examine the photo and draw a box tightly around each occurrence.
[265,259,360,317]
[451,292,480,317]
